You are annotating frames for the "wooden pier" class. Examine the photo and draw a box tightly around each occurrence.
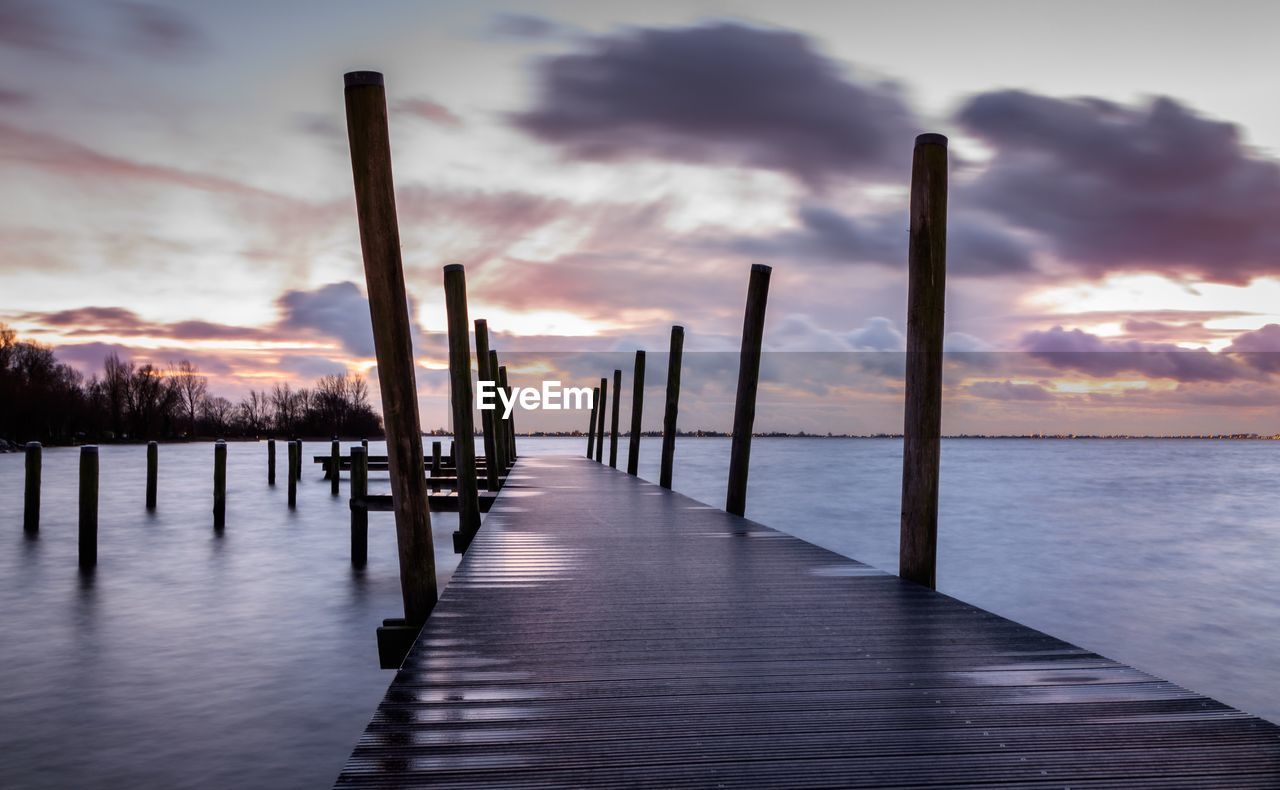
[336,455,1280,788]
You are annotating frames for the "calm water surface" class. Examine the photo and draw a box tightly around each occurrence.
[2,437,1278,788]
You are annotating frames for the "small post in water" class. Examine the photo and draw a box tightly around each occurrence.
[350,445,369,566]
[213,440,227,529]
[627,352,646,475]
[660,325,684,489]
[725,264,772,517]
[146,441,158,510]
[268,439,276,486]
[330,438,341,495]
[609,369,621,468]
[595,377,607,463]
[431,441,442,492]
[474,320,501,491]
[24,441,41,534]
[899,133,949,590]
[586,388,599,458]
[79,446,98,569]
[287,442,297,509]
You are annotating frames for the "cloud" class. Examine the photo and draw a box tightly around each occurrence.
[276,282,377,357]
[114,2,208,61]
[394,98,463,127]
[956,90,1280,284]
[18,306,272,341]
[512,22,919,186]
[0,0,72,55]
[967,380,1056,402]
[0,84,33,106]
[1021,325,1256,382]
[488,12,567,40]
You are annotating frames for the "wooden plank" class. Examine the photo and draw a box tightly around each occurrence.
[336,457,1280,788]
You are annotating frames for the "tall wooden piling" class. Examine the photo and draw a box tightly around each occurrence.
[899,133,949,590]
[430,441,442,492]
[79,446,98,569]
[660,325,684,489]
[488,349,508,473]
[213,440,227,528]
[268,439,276,486]
[330,438,341,495]
[627,352,646,476]
[146,441,158,510]
[595,377,608,463]
[609,369,621,468]
[23,442,40,534]
[288,438,298,509]
[474,320,500,491]
[725,264,772,517]
[442,264,482,549]
[350,445,369,567]
[498,365,516,461]
[346,70,438,620]
[587,389,599,458]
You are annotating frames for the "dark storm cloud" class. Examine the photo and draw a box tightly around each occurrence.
[276,282,377,357]
[512,23,919,186]
[1021,326,1256,382]
[956,90,1280,284]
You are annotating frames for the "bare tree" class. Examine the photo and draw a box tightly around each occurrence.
[171,359,208,437]
[201,396,234,435]
[239,389,271,435]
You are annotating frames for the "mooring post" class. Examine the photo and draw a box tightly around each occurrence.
[267,439,276,486]
[474,320,501,491]
[213,440,227,529]
[79,446,98,569]
[488,349,508,473]
[626,352,646,475]
[499,365,516,461]
[587,388,599,458]
[345,70,439,623]
[430,440,442,492]
[287,439,298,509]
[330,438,341,495]
[350,445,369,567]
[660,325,684,489]
[145,441,158,510]
[442,264,482,551]
[899,133,949,590]
[296,439,304,483]
[726,264,772,517]
[609,369,621,468]
[23,441,41,534]
[595,377,608,463]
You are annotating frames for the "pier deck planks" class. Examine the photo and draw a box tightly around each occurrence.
[337,455,1280,788]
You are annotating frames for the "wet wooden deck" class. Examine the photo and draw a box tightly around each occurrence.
[336,455,1280,788]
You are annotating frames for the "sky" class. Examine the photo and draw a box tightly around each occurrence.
[5,0,1280,434]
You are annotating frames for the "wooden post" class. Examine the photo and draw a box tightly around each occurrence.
[330,438,341,495]
[146,441,158,510]
[361,438,369,452]
[488,349,508,473]
[595,377,607,463]
[296,439,304,482]
[287,441,297,509]
[430,440,442,492]
[586,389,599,458]
[346,70,438,621]
[79,446,98,569]
[899,133,949,590]
[660,325,684,489]
[499,365,516,461]
[609,369,621,468]
[350,445,369,567]
[726,264,772,517]
[627,352,646,476]
[213,440,227,529]
[474,319,501,491]
[267,439,276,486]
[23,441,40,534]
[442,263,482,550]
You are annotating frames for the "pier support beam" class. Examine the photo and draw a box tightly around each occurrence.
[726,264,771,517]
[24,442,40,534]
[213,440,227,529]
[609,369,621,468]
[442,264,482,552]
[146,441,158,510]
[498,364,516,462]
[79,446,98,569]
[627,352,645,476]
[344,70,438,623]
[287,442,297,509]
[586,388,599,458]
[660,326,684,490]
[268,439,276,486]
[899,133,949,590]
[430,441,442,492]
[488,350,508,473]
[351,445,369,567]
[595,377,608,463]
[474,320,501,491]
[330,438,341,495]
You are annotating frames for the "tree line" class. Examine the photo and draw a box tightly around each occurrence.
[0,324,382,444]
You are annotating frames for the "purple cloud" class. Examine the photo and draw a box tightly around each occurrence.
[1022,326,1256,382]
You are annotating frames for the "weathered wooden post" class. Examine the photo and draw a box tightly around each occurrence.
[23,442,41,534]
[609,369,621,468]
[146,441,158,510]
[296,439,304,483]
[213,440,227,529]
[287,436,298,509]
[900,133,949,590]
[350,445,369,567]
[626,352,646,475]
[79,446,98,569]
[660,325,684,489]
[586,388,599,458]
[330,438,341,495]
[442,264,482,552]
[499,365,517,461]
[488,349,508,473]
[346,70,439,627]
[595,376,608,463]
[726,264,772,517]
[267,439,276,486]
[474,320,501,491]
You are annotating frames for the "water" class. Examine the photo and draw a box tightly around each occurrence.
[2,438,1279,788]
